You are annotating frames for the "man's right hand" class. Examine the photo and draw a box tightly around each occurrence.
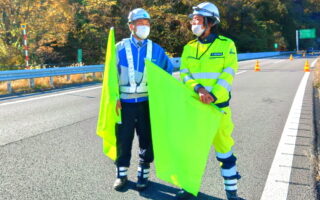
[116,100,122,116]
[198,88,215,104]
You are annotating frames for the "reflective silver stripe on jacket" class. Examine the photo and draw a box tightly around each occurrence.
[120,39,152,93]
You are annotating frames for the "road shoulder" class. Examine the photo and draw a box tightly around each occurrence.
[313,86,320,199]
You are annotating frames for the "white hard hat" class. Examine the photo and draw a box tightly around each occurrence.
[128,8,150,23]
[190,2,220,24]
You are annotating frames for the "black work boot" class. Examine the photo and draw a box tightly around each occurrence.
[113,167,128,191]
[175,189,194,200]
[226,190,240,200]
[136,165,150,191]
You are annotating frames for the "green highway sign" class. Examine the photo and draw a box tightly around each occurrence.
[77,49,82,63]
[299,29,316,39]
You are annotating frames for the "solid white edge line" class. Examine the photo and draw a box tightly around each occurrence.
[236,71,247,75]
[311,58,318,68]
[260,72,310,200]
[0,86,102,106]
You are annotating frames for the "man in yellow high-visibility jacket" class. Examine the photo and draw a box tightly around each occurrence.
[176,2,241,200]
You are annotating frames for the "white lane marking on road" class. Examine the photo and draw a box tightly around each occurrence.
[239,56,284,64]
[273,60,284,64]
[238,59,257,64]
[0,86,102,106]
[239,59,269,64]
[238,58,284,70]
[236,71,247,75]
[311,58,318,68]
[260,72,310,200]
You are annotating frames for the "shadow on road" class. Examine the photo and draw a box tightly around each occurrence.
[120,181,224,200]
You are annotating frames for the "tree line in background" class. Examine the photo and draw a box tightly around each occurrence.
[0,0,319,67]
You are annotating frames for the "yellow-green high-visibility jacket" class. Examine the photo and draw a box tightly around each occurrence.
[180,35,238,107]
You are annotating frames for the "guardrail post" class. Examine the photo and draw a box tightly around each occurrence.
[50,77,54,88]
[29,78,35,88]
[7,81,12,94]
[82,74,86,80]
[67,75,70,81]
[92,72,96,79]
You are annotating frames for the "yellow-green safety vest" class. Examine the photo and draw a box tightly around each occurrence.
[180,35,238,106]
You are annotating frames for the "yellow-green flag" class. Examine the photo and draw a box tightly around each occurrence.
[146,60,222,196]
[97,27,121,160]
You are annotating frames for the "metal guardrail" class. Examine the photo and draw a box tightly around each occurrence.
[237,51,294,61]
[0,58,182,82]
[0,52,298,94]
[0,53,297,82]
[0,65,105,94]
[0,65,104,82]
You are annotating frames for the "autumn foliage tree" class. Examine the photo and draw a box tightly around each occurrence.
[0,0,319,67]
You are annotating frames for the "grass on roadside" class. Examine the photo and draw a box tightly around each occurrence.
[315,58,320,88]
[0,72,102,95]
[315,55,320,92]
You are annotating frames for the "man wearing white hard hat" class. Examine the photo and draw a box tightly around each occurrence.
[176,2,242,200]
[113,8,173,191]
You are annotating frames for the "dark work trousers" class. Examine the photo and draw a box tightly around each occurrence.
[115,101,154,168]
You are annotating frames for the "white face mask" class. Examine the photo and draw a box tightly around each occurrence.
[135,25,150,40]
[191,25,205,37]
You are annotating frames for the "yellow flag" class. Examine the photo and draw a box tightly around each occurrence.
[146,60,222,196]
[96,27,121,160]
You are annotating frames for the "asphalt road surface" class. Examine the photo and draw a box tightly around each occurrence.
[0,55,318,200]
